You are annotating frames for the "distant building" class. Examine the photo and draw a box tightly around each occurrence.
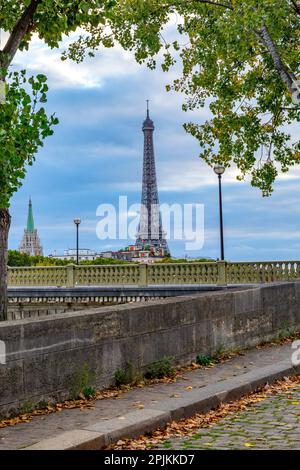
[100,251,115,259]
[114,244,167,263]
[49,248,99,262]
[19,198,43,256]
[48,246,167,264]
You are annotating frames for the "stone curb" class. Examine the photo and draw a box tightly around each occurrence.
[24,360,300,451]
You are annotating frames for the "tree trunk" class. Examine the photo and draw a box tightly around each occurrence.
[0,209,11,321]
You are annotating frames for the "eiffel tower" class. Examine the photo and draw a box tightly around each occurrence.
[136,102,169,254]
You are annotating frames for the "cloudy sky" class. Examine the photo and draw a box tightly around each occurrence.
[7,27,300,261]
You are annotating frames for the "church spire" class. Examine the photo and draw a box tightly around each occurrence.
[19,198,43,256]
[27,197,35,232]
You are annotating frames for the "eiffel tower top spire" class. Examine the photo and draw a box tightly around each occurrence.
[143,100,154,130]
[136,103,169,254]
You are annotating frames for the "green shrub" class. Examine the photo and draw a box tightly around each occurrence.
[214,344,227,360]
[275,326,293,342]
[71,363,97,400]
[114,363,143,387]
[20,400,35,414]
[37,401,49,409]
[82,386,96,399]
[144,356,175,379]
[196,354,214,366]
[114,367,131,387]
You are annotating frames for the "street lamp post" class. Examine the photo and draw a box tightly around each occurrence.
[214,165,225,261]
[74,218,81,265]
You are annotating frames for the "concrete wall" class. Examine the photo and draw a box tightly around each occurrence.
[0,282,300,417]
[7,300,126,321]
[7,285,224,321]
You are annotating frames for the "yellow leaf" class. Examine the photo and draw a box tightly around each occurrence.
[185,386,193,391]
[244,443,253,448]
[191,362,200,369]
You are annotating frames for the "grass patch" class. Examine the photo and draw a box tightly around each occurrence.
[144,356,175,380]
[114,356,176,387]
[20,401,35,414]
[82,386,97,399]
[195,345,243,368]
[114,363,143,387]
[259,326,300,347]
[162,441,173,449]
[71,363,97,400]
[196,354,214,366]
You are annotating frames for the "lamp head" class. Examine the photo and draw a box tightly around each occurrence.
[74,218,81,225]
[214,164,225,176]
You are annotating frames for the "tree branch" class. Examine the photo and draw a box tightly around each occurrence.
[1,0,42,69]
[258,25,298,97]
[193,0,233,9]
[291,0,300,14]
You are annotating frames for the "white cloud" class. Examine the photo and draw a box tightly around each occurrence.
[159,160,240,192]
[14,33,141,89]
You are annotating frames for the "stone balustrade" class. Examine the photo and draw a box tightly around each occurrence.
[226,261,300,284]
[7,260,300,288]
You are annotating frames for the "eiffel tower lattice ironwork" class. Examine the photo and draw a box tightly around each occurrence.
[136,102,169,254]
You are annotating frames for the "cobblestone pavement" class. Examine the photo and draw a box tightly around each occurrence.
[158,382,300,450]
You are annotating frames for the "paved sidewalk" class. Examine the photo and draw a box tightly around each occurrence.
[0,342,297,450]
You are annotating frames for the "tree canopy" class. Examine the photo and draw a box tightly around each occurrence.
[173,0,300,195]
[1,0,300,209]
[7,250,130,266]
[0,70,58,208]
[67,0,300,195]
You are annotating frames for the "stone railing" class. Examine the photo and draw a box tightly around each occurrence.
[7,260,300,287]
[226,261,300,284]
[8,266,68,287]
[147,262,220,285]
